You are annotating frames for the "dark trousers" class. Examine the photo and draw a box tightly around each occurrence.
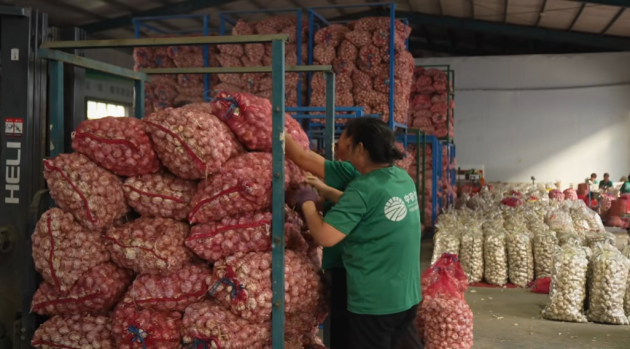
[348,304,423,349]
[327,268,349,349]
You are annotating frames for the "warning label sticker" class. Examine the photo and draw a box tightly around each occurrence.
[4,118,23,137]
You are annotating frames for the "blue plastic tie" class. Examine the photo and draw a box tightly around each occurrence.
[208,277,244,300]
[156,56,162,66]
[207,95,239,120]
[193,338,208,349]
[127,326,148,349]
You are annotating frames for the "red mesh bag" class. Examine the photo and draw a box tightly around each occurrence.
[32,315,113,349]
[563,188,578,201]
[210,91,310,152]
[121,262,211,312]
[32,208,110,292]
[421,253,468,294]
[189,152,305,224]
[357,45,383,76]
[144,106,244,180]
[208,250,326,324]
[345,30,372,47]
[186,206,305,263]
[352,70,373,92]
[123,172,197,221]
[338,40,358,61]
[314,25,348,46]
[394,142,413,171]
[112,304,181,349]
[181,301,271,349]
[104,217,192,275]
[43,153,128,231]
[420,267,474,349]
[313,44,337,65]
[531,277,551,294]
[72,117,160,177]
[31,262,132,316]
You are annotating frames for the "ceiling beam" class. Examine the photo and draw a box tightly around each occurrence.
[80,0,237,33]
[504,0,509,23]
[330,9,630,50]
[568,3,586,31]
[536,0,547,27]
[577,0,630,6]
[601,7,625,34]
[409,38,489,56]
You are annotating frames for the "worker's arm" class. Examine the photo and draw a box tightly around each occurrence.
[307,176,343,203]
[286,134,326,178]
[302,186,366,247]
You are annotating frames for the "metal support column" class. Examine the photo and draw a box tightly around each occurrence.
[270,39,286,349]
[0,7,49,349]
[134,80,145,119]
[49,61,64,156]
[324,72,335,160]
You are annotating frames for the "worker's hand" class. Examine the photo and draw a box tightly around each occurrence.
[291,185,320,212]
[306,175,329,194]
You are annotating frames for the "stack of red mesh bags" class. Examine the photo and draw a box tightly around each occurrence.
[404,144,457,225]
[408,67,455,139]
[31,92,328,349]
[133,35,223,115]
[309,18,414,125]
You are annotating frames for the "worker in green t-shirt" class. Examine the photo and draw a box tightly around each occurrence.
[292,118,422,349]
[285,131,361,349]
[599,173,613,190]
[621,174,630,194]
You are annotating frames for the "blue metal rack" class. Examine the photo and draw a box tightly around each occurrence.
[132,14,216,101]
[406,132,443,227]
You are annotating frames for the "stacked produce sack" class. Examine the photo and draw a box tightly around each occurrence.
[309,18,415,125]
[441,184,630,324]
[133,35,222,115]
[408,67,454,139]
[31,92,329,349]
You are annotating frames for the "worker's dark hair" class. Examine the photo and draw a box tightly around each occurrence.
[173,100,192,108]
[343,117,404,165]
[591,173,597,178]
[604,173,610,177]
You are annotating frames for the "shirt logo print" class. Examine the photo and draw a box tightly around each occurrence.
[384,197,408,222]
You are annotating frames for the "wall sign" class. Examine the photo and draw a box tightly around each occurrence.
[4,118,23,137]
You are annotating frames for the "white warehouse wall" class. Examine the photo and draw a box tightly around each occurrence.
[415,52,630,185]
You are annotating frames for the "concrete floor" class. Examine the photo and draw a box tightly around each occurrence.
[420,232,630,349]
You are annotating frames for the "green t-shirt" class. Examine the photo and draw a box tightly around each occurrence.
[621,181,630,194]
[322,160,361,270]
[324,166,422,315]
[599,180,613,189]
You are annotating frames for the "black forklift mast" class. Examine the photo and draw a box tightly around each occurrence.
[0,6,86,349]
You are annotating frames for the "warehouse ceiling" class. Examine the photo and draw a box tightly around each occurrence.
[1,0,630,56]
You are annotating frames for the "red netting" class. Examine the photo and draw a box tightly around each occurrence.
[72,117,161,177]
[185,206,306,263]
[105,217,192,275]
[188,152,305,224]
[123,172,198,221]
[43,153,128,230]
[32,262,132,316]
[111,304,182,349]
[32,208,110,292]
[121,262,211,312]
[32,315,113,349]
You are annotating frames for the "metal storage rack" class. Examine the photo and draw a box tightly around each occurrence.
[0,11,337,346]
[132,14,216,101]
[415,64,455,143]
[406,130,443,229]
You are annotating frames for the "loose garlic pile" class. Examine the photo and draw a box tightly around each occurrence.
[533,229,558,279]
[507,230,534,287]
[587,243,630,325]
[460,227,484,284]
[542,244,590,323]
